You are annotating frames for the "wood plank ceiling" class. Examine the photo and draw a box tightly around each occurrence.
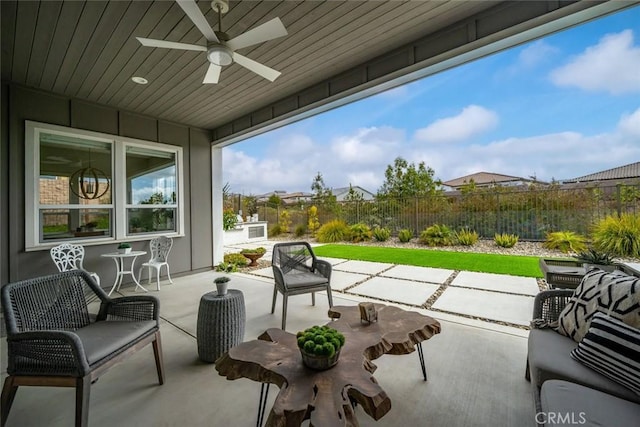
[2,1,635,142]
[2,1,499,129]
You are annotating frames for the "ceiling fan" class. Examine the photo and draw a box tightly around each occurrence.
[136,0,288,84]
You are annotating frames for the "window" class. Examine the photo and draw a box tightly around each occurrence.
[26,121,184,250]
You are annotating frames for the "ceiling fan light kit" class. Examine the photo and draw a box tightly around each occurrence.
[207,45,233,66]
[136,0,287,84]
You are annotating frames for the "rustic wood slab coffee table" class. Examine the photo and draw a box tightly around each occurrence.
[215,304,441,427]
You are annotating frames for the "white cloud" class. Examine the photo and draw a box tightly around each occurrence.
[518,40,559,68]
[224,108,640,195]
[618,106,640,136]
[414,105,499,144]
[550,29,640,94]
[427,128,639,183]
[330,127,403,164]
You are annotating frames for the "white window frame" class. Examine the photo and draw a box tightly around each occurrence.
[25,120,184,250]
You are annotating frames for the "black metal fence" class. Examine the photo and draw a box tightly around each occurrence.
[244,182,640,240]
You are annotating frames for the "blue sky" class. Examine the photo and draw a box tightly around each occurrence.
[224,6,640,196]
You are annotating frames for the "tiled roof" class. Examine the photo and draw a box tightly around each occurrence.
[564,162,640,183]
[442,172,533,187]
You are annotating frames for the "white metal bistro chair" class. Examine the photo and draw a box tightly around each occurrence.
[138,236,173,291]
[50,243,101,286]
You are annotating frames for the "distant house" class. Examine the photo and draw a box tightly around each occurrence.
[280,192,313,205]
[255,190,313,205]
[255,190,288,203]
[562,161,640,185]
[332,186,375,201]
[442,172,542,191]
[253,186,374,204]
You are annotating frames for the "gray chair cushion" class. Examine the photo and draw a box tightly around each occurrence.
[284,270,328,288]
[528,328,640,403]
[75,320,157,365]
[541,380,640,427]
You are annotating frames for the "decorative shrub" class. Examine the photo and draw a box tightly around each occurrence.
[240,247,266,255]
[215,262,238,273]
[349,223,372,243]
[316,220,351,243]
[543,231,587,253]
[494,233,519,248]
[295,224,307,237]
[419,224,455,246]
[224,253,249,266]
[117,242,131,249]
[573,248,616,265]
[296,325,345,357]
[269,224,283,237]
[214,276,230,284]
[307,205,320,236]
[372,226,391,242]
[279,210,292,233]
[223,209,238,231]
[455,228,478,246]
[398,229,413,243]
[592,213,640,257]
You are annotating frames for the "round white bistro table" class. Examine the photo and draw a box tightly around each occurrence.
[101,251,148,296]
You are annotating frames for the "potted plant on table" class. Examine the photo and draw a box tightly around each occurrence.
[240,247,267,267]
[296,325,345,370]
[214,276,230,296]
[117,242,132,254]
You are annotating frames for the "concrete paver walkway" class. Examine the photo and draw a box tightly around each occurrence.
[225,241,538,330]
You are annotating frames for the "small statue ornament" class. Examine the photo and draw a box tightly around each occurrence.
[359,302,378,323]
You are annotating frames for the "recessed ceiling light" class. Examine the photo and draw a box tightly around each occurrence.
[131,76,148,85]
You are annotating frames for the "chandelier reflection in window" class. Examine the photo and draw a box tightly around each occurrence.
[69,151,110,200]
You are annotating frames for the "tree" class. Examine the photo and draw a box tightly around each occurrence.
[311,172,332,200]
[267,194,282,207]
[344,184,364,202]
[377,157,442,199]
[243,195,258,216]
[311,172,339,215]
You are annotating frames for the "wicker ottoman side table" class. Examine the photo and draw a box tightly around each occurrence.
[197,289,246,363]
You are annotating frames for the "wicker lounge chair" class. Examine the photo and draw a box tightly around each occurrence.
[271,242,333,330]
[1,270,164,427]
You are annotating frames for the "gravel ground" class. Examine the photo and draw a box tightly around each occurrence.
[269,235,567,258]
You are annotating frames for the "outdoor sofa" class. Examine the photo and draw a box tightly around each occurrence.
[1,270,164,427]
[526,269,640,427]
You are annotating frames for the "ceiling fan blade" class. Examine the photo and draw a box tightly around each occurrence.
[203,63,221,84]
[232,53,281,82]
[176,0,219,43]
[136,37,206,52]
[226,17,288,51]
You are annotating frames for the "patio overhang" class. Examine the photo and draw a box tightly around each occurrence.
[2,1,637,147]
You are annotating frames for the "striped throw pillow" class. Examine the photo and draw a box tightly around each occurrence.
[570,312,640,396]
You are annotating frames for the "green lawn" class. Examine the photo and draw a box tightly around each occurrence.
[312,244,543,278]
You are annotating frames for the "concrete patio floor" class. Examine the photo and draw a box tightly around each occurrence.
[237,241,537,329]
[1,263,535,427]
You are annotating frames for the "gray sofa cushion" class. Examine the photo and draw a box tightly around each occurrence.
[75,320,157,365]
[540,380,640,427]
[528,328,640,403]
